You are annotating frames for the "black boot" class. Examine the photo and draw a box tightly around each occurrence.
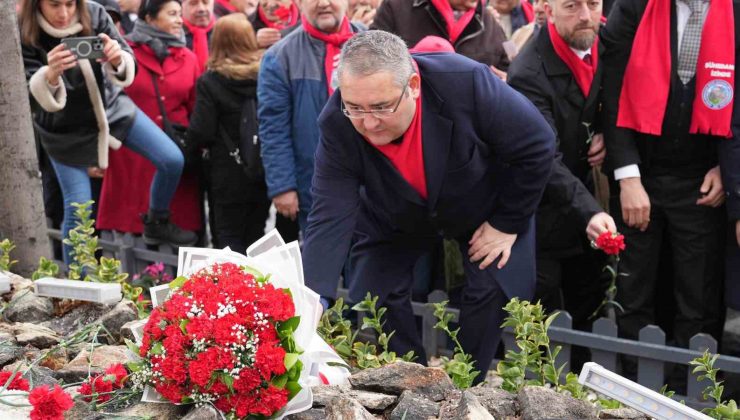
[142,209,198,247]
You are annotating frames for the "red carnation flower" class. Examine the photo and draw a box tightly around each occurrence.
[255,344,286,377]
[156,381,185,403]
[595,231,626,256]
[28,385,74,420]
[79,375,114,403]
[233,368,261,392]
[0,371,30,391]
[104,363,128,388]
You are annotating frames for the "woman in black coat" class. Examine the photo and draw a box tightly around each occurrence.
[188,13,271,252]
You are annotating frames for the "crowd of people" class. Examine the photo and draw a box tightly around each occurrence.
[18,0,740,382]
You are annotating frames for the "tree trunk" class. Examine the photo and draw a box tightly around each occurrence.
[0,2,52,276]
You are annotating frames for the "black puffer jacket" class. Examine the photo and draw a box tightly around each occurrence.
[22,1,137,168]
[188,70,267,204]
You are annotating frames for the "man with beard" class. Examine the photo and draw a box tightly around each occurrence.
[257,0,364,233]
[371,0,511,73]
[601,0,738,360]
[302,30,554,379]
[492,0,534,39]
[249,0,302,48]
[507,0,614,357]
[183,0,215,71]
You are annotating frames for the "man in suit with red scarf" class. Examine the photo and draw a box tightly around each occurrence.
[601,0,738,354]
[183,0,215,71]
[507,0,615,342]
[302,30,555,379]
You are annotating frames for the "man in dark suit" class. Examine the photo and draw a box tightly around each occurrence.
[302,30,555,376]
[601,0,738,351]
[508,0,615,332]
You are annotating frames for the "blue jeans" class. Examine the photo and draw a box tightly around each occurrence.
[50,108,184,264]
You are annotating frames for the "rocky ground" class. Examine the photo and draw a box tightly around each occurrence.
[0,270,737,419]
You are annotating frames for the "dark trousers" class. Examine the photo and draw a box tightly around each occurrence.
[210,199,270,253]
[347,211,536,379]
[611,174,725,348]
[535,250,608,327]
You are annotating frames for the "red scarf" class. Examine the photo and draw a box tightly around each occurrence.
[183,17,215,72]
[258,2,300,30]
[429,0,478,44]
[301,17,354,95]
[617,0,735,137]
[547,21,598,97]
[215,0,238,13]
[521,1,534,22]
[372,76,427,199]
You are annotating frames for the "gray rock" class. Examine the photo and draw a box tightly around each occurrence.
[4,362,59,387]
[41,302,110,338]
[116,402,188,419]
[120,319,141,343]
[468,384,519,418]
[599,408,651,420]
[390,390,440,420]
[450,391,495,420]
[4,291,54,323]
[97,300,138,343]
[325,396,376,420]
[0,345,23,367]
[0,329,17,345]
[7,272,33,296]
[13,323,60,349]
[312,385,397,412]
[286,408,327,420]
[57,345,131,382]
[349,361,455,402]
[518,386,599,420]
[181,405,221,420]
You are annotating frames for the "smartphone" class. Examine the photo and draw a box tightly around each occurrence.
[61,36,105,60]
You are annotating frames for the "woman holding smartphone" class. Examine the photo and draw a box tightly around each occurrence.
[19,0,197,265]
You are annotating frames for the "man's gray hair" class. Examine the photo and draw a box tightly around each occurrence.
[337,30,415,88]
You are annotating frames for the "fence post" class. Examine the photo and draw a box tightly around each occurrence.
[551,310,572,378]
[591,317,618,371]
[686,333,718,400]
[114,232,136,276]
[638,325,666,391]
[423,290,449,359]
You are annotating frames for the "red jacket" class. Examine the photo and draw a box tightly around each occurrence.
[97,43,203,233]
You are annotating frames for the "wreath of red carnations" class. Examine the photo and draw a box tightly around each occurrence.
[128,262,302,419]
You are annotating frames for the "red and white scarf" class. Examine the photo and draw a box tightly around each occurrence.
[259,2,300,30]
[548,20,599,97]
[429,0,479,44]
[301,17,354,95]
[617,0,735,137]
[371,68,427,199]
[183,17,215,72]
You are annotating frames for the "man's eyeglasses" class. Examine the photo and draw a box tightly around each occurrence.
[341,83,409,119]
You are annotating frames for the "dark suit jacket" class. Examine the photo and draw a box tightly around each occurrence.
[371,0,510,70]
[603,0,740,307]
[302,53,556,300]
[599,0,739,177]
[508,26,604,257]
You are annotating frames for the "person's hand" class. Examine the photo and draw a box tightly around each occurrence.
[256,28,282,48]
[273,190,299,221]
[99,33,122,68]
[588,133,606,167]
[586,212,617,241]
[696,165,725,207]
[468,221,517,270]
[736,220,740,247]
[87,166,105,178]
[619,177,651,231]
[490,65,507,82]
[351,6,376,26]
[46,43,77,85]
